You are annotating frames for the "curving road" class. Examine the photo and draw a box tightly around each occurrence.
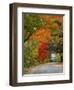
[31,63,63,74]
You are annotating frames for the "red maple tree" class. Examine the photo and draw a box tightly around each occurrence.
[37,42,49,62]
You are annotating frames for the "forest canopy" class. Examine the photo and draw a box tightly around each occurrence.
[24,14,63,69]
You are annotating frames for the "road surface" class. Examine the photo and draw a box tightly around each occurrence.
[31,63,63,74]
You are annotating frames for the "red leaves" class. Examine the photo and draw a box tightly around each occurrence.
[38,42,48,61]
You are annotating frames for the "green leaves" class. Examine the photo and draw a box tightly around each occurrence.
[24,40,39,68]
[54,20,62,26]
[24,14,44,42]
[24,14,63,67]
[49,27,57,36]
[24,15,43,32]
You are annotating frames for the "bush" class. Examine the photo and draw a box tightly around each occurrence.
[24,40,39,68]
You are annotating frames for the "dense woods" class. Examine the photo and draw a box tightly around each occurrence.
[24,14,63,70]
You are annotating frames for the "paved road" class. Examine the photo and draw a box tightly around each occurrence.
[31,63,63,74]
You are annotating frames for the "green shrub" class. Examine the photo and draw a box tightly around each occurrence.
[24,40,39,68]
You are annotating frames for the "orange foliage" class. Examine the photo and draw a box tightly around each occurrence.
[29,28,51,43]
[28,15,63,63]
[39,15,54,22]
[39,15,63,23]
